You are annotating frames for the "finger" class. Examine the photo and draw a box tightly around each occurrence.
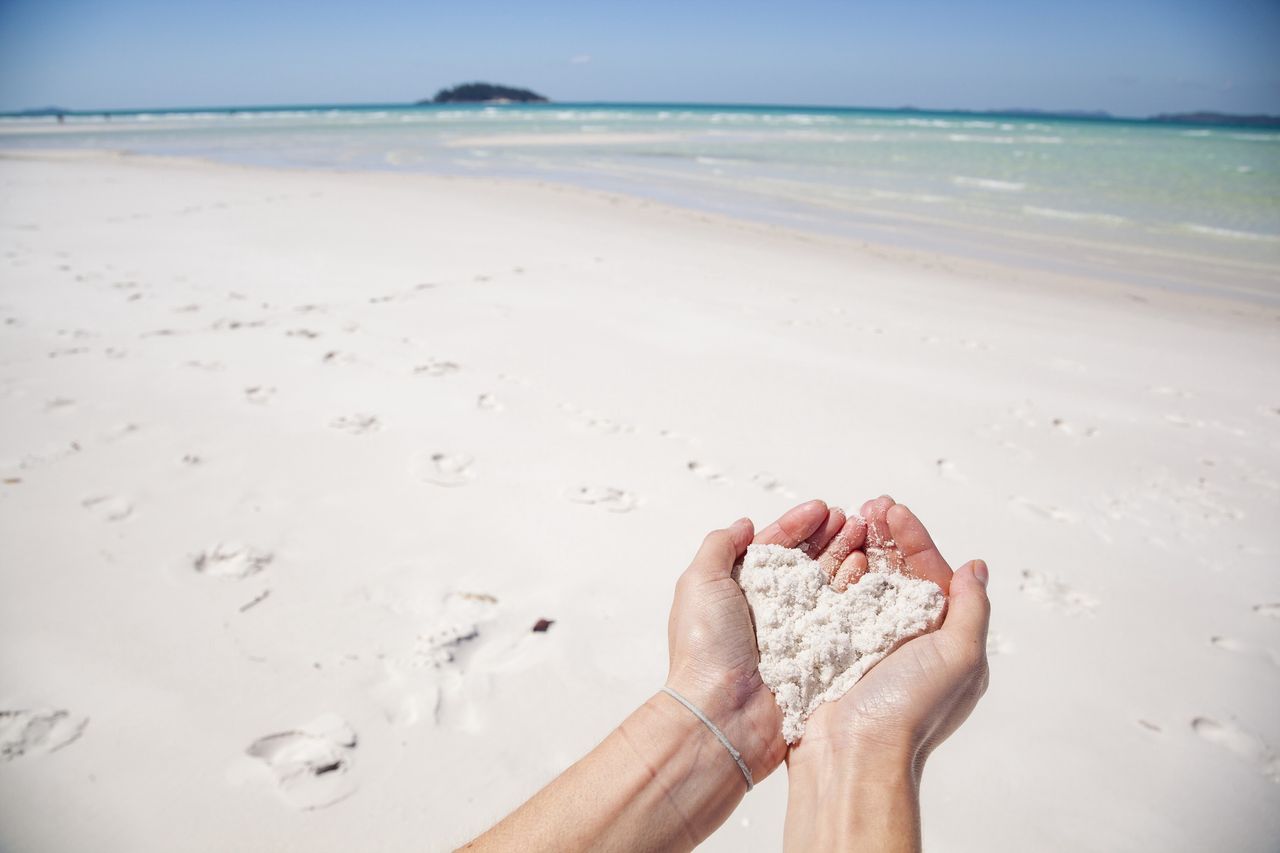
[687,517,755,580]
[860,495,895,546]
[861,495,905,572]
[886,503,953,593]
[817,513,867,580]
[831,551,868,592]
[800,506,846,557]
[753,499,829,548]
[941,560,991,640]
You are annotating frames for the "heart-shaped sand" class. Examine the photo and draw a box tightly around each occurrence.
[735,543,946,743]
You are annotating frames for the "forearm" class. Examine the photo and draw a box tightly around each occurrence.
[784,749,922,853]
[461,692,749,852]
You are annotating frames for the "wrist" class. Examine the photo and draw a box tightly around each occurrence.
[788,730,920,786]
[664,667,780,781]
[617,692,751,846]
[785,751,921,853]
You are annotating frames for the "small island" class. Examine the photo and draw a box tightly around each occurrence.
[424,83,548,104]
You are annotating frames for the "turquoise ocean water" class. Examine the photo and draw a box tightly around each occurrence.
[2,103,1277,300]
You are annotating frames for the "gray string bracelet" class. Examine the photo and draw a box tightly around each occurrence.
[660,686,754,792]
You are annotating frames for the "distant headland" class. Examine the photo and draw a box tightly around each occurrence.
[894,106,1280,128]
[1148,111,1280,128]
[424,83,548,104]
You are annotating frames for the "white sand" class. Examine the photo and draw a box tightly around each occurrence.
[736,543,945,743]
[0,150,1278,851]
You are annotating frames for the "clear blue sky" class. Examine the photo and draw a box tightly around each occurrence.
[1,0,1277,115]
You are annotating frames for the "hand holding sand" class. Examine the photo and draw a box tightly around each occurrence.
[664,498,858,788]
[784,496,992,852]
[464,497,987,852]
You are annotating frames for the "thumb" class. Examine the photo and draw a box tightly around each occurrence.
[941,559,991,642]
[687,517,754,580]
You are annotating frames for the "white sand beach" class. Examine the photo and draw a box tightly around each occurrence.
[1,150,1278,851]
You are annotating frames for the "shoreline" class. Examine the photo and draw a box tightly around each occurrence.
[4,145,1276,319]
[2,108,1276,306]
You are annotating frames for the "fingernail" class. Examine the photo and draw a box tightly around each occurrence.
[731,517,752,532]
[973,560,989,587]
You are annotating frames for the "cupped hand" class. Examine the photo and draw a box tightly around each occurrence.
[789,496,991,778]
[665,499,868,782]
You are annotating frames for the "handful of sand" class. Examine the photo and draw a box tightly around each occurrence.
[735,543,946,743]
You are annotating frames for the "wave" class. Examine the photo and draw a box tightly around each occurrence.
[869,189,951,204]
[952,176,1026,192]
[1181,223,1280,242]
[946,133,1062,145]
[1023,206,1127,225]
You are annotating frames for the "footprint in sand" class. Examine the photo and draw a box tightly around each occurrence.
[688,460,728,484]
[81,495,133,523]
[416,592,500,668]
[568,486,639,513]
[329,414,380,435]
[375,591,503,727]
[244,386,276,405]
[412,359,460,377]
[1209,635,1279,667]
[1049,418,1099,438]
[1,708,89,761]
[47,347,90,359]
[414,451,475,487]
[1191,717,1280,783]
[1253,603,1280,621]
[192,543,273,579]
[587,416,631,435]
[563,405,630,435]
[1018,569,1098,616]
[246,713,358,809]
[751,472,797,498]
[935,458,967,482]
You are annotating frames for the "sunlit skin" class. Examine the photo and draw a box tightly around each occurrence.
[462,498,990,852]
[785,496,991,852]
